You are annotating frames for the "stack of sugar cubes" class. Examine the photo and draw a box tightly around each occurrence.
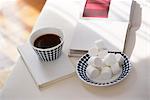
[87,39,124,80]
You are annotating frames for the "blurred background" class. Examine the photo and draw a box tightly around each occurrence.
[0,0,45,89]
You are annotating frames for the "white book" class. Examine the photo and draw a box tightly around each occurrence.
[18,43,75,89]
[68,50,88,57]
[70,20,129,52]
[108,0,134,22]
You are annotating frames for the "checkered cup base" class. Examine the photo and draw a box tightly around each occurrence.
[29,27,64,62]
[34,43,63,62]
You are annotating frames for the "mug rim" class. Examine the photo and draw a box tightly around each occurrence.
[29,27,64,51]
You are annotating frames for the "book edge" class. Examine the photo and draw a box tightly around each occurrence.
[39,72,76,90]
[17,47,40,88]
[18,45,75,89]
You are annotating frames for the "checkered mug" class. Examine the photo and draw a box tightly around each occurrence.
[29,27,64,62]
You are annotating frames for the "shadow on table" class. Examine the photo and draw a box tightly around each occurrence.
[81,65,137,97]
[124,1,142,58]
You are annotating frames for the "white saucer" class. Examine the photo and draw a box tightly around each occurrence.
[76,52,131,86]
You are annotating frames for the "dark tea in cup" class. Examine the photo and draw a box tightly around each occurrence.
[34,34,61,49]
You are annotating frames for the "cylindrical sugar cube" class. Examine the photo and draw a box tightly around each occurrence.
[111,62,121,75]
[94,57,103,69]
[86,65,100,79]
[98,50,108,59]
[115,54,124,66]
[88,56,103,69]
[99,67,112,80]
[88,47,99,56]
[94,39,106,50]
[103,53,117,66]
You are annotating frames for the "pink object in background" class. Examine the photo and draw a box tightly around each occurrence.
[88,0,110,4]
[83,0,111,18]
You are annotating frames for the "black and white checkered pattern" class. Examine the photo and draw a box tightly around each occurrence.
[76,52,132,86]
[34,43,63,62]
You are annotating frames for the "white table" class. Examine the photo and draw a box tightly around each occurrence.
[0,0,150,100]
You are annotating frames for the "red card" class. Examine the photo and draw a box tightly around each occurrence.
[83,0,111,18]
